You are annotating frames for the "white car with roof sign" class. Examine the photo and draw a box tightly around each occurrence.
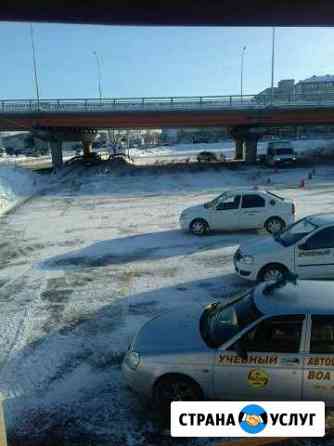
[234,213,334,282]
[122,279,334,412]
[179,189,295,235]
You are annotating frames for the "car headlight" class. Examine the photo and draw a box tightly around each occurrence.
[276,158,281,161]
[240,255,254,265]
[125,351,141,370]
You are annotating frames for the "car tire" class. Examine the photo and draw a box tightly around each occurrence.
[190,218,209,235]
[153,375,203,416]
[265,217,285,234]
[258,263,288,282]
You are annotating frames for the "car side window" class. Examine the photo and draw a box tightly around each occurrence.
[241,194,265,209]
[304,227,334,250]
[310,316,334,354]
[238,315,304,353]
[216,195,241,211]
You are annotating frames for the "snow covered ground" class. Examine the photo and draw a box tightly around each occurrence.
[130,138,334,162]
[0,163,334,445]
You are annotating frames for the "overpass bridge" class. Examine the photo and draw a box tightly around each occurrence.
[2,93,334,168]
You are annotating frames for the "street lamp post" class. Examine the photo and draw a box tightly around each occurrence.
[30,24,40,111]
[93,51,103,103]
[240,46,246,102]
[270,27,276,105]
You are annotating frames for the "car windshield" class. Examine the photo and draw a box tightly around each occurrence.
[199,291,262,348]
[275,217,318,246]
[266,191,284,201]
[204,192,227,208]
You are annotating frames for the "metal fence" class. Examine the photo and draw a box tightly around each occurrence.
[1,93,334,113]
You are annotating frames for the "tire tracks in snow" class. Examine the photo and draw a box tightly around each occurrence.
[0,265,48,398]
[0,171,85,398]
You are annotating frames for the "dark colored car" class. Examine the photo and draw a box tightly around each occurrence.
[197,151,219,163]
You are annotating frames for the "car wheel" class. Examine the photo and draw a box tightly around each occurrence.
[259,264,288,282]
[265,217,285,234]
[190,219,209,235]
[154,375,203,415]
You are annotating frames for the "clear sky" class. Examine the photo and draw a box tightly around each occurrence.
[1,23,334,99]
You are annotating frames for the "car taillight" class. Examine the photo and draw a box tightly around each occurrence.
[292,203,295,215]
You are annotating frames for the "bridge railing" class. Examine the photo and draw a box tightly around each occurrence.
[1,92,334,113]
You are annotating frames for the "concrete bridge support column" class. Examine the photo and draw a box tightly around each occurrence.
[231,126,264,164]
[81,130,97,158]
[244,134,260,164]
[234,137,244,160]
[82,141,92,158]
[50,141,63,169]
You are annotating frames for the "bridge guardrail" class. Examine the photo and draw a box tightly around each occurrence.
[1,93,334,113]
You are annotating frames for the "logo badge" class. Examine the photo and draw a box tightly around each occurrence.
[239,404,268,434]
[248,369,269,388]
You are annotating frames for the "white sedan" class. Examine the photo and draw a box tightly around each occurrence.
[123,279,334,411]
[234,213,334,281]
[179,189,295,235]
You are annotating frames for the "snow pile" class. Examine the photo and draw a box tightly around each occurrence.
[129,145,172,157]
[0,166,41,213]
[172,142,233,152]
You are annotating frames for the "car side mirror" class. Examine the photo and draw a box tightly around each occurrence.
[234,340,248,360]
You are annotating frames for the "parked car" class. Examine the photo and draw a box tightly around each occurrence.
[266,141,297,167]
[5,147,21,156]
[179,189,295,235]
[25,149,39,157]
[122,279,334,411]
[234,213,334,282]
[197,151,219,163]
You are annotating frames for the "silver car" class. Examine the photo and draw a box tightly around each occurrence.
[122,280,334,412]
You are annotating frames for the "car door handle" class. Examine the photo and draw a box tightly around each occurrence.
[280,357,300,365]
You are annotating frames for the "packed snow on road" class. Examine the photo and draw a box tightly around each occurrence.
[0,161,334,445]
